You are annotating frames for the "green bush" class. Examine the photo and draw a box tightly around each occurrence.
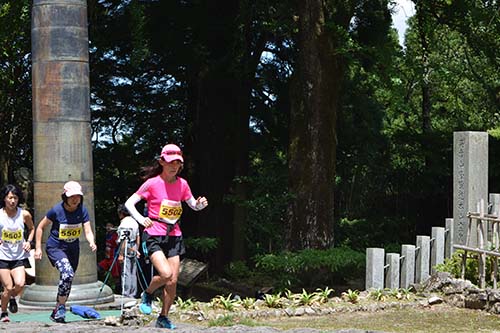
[335,217,415,251]
[254,246,365,290]
[224,261,252,280]
[435,249,496,286]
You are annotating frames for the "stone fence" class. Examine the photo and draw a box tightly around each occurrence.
[365,194,500,291]
[365,219,453,290]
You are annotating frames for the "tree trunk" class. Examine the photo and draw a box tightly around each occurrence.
[287,0,339,250]
[416,2,432,135]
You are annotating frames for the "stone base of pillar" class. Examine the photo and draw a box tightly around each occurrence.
[20,281,114,307]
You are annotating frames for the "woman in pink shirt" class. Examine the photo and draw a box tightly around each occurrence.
[125,143,208,329]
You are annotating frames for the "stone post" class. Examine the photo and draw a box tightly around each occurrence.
[415,235,430,283]
[366,248,384,290]
[431,227,445,274]
[445,218,454,259]
[22,0,113,306]
[385,253,400,290]
[400,245,415,289]
[453,131,488,248]
[489,193,500,250]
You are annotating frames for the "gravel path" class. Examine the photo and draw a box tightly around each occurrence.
[0,319,383,333]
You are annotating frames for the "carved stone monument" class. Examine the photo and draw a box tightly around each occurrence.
[453,131,488,248]
[21,0,113,306]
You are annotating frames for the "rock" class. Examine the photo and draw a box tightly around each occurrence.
[428,296,443,305]
[488,289,500,302]
[103,315,121,326]
[444,293,465,308]
[464,290,488,310]
[489,302,500,314]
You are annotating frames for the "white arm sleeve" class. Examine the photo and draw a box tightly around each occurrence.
[125,194,146,226]
[186,196,208,211]
[186,196,199,210]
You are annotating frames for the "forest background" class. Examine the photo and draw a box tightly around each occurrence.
[1,0,500,292]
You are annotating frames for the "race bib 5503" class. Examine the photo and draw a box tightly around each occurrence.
[1,229,22,243]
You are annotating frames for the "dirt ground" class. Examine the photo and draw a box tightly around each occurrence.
[0,320,380,333]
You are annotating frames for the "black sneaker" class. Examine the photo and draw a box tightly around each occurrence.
[156,315,176,329]
[50,304,66,323]
[8,297,17,313]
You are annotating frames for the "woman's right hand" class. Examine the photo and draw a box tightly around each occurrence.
[34,248,42,260]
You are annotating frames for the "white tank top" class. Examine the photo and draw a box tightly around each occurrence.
[0,207,28,261]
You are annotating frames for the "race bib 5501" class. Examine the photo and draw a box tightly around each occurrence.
[59,223,82,241]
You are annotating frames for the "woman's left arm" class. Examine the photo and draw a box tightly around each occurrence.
[23,210,35,252]
[83,222,97,252]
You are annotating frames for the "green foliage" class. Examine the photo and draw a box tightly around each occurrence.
[233,151,291,257]
[210,294,238,311]
[241,297,257,310]
[434,250,495,286]
[224,261,252,281]
[341,289,360,304]
[434,251,464,278]
[0,0,32,187]
[263,292,283,308]
[254,247,365,290]
[369,288,386,302]
[208,315,257,327]
[174,297,195,311]
[284,288,295,300]
[336,217,415,251]
[315,287,334,303]
[295,289,319,306]
[184,237,218,255]
[386,288,403,300]
[399,288,413,301]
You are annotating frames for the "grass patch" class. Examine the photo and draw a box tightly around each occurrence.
[256,305,500,332]
[208,315,258,327]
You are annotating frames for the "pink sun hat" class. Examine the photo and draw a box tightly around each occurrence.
[63,181,83,197]
[160,144,184,163]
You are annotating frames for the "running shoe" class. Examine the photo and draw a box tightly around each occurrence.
[0,312,9,323]
[156,315,176,329]
[8,297,17,313]
[50,304,66,323]
[139,291,153,314]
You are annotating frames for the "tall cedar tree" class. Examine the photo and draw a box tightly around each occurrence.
[287,0,342,250]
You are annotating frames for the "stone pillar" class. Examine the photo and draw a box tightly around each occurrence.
[489,194,500,250]
[445,218,454,258]
[400,245,415,289]
[385,253,400,290]
[415,235,430,283]
[365,248,384,290]
[453,131,488,248]
[22,0,113,306]
[431,227,445,274]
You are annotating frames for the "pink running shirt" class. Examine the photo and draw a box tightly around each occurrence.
[136,175,193,236]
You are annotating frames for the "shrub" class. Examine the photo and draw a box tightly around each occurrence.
[224,261,252,280]
[435,249,494,286]
[254,246,365,290]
